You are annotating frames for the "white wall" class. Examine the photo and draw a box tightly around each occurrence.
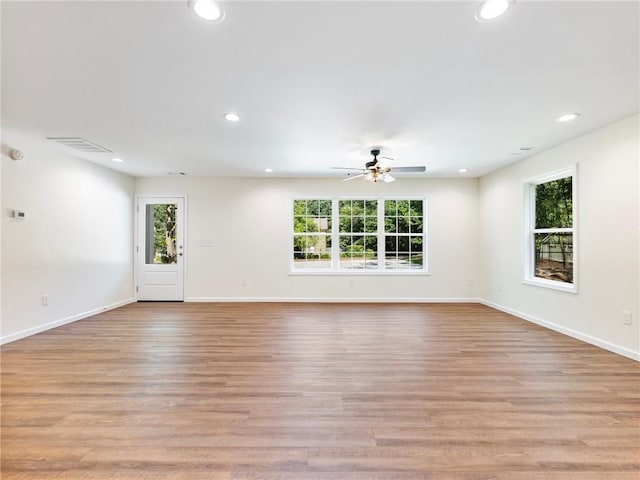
[478,114,640,359]
[135,177,479,301]
[1,129,135,343]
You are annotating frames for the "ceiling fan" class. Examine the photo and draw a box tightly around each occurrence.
[333,148,426,183]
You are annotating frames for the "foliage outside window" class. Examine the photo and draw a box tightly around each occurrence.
[145,204,177,264]
[524,168,576,292]
[293,199,332,269]
[384,200,424,270]
[339,200,378,269]
[292,198,426,272]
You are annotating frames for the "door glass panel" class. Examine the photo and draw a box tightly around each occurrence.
[145,204,178,265]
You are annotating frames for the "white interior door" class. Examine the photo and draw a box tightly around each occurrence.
[137,196,185,301]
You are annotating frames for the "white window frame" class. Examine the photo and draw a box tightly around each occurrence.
[290,196,429,275]
[523,166,578,293]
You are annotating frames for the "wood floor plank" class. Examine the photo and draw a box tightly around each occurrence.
[2,302,639,479]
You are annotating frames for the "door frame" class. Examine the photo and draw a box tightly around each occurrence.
[134,194,188,301]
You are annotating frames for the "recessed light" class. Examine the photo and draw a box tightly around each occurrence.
[475,0,510,21]
[190,0,225,22]
[557,113,580,123]
[112,157,123,163]
[265,168,273,173]
[458,168,468,173]
[224,112,241,122]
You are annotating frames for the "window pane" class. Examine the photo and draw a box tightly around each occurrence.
[293,216,305,233]
[397,200,410,215]
[364,217,378,233]
[339,235,353,254]
[535,177,573,229]
[307,200,320,216]
[365,200,378,216]
[339,216,351,232]
[409,253,424,268]
[293,200,306,216]
[385,235,397,253]
[534,233,573,283]
[364,235,377,251]
[314,216,330,233]
[396,254,412,269]
[385,200,397,216]
[352,216,365,233]
[410,236,423,252]
[410,217,423,234]
[398,236,409,252]
[145,204,177,265]
[352,200,365,215]
[385,217,396,233]
[318,200,332,216]
[398,217,409,233]
[410,200,423,216]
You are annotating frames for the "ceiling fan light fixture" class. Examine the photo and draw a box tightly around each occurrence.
[191,0,225,22]
[475,0,510,21]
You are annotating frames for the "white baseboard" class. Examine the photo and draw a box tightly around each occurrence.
[0,298,136,345]
[480,299,640,362]
[186,296,482,304]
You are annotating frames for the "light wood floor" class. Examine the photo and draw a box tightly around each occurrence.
[1,302,639,479]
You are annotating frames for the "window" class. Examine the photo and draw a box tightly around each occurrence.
[339,200,378,270]
[293,199,332,269]
[524,167,577,292]
[292,198,427,273]
[384,199,424,270]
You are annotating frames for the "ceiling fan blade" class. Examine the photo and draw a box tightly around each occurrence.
[380,156,395,161]
[342,173,365,182]
[332,167,366,171]
[382,174,396,183]
[392,166,426,173]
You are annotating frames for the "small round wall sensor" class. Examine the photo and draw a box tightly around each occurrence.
[9,149,24,161]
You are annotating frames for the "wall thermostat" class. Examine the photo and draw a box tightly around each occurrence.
[12,210,25,219]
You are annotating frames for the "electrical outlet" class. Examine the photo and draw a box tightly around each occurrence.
[241,278,247,286]
[41,295,49,306]
[497,282,503,292]
[348,279,354,287]
[467,279,473,287]
[622,310,632,326]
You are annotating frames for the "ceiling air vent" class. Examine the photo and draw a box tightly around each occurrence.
[46,137,113,153]
[168,172,187,176]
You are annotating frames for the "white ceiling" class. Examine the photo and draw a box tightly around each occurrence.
[2,1,638,178]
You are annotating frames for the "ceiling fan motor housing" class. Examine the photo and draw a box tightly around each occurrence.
[366,149,381,170]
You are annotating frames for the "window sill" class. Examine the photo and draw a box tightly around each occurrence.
[289,271,431,276]
[523,278,578,294]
